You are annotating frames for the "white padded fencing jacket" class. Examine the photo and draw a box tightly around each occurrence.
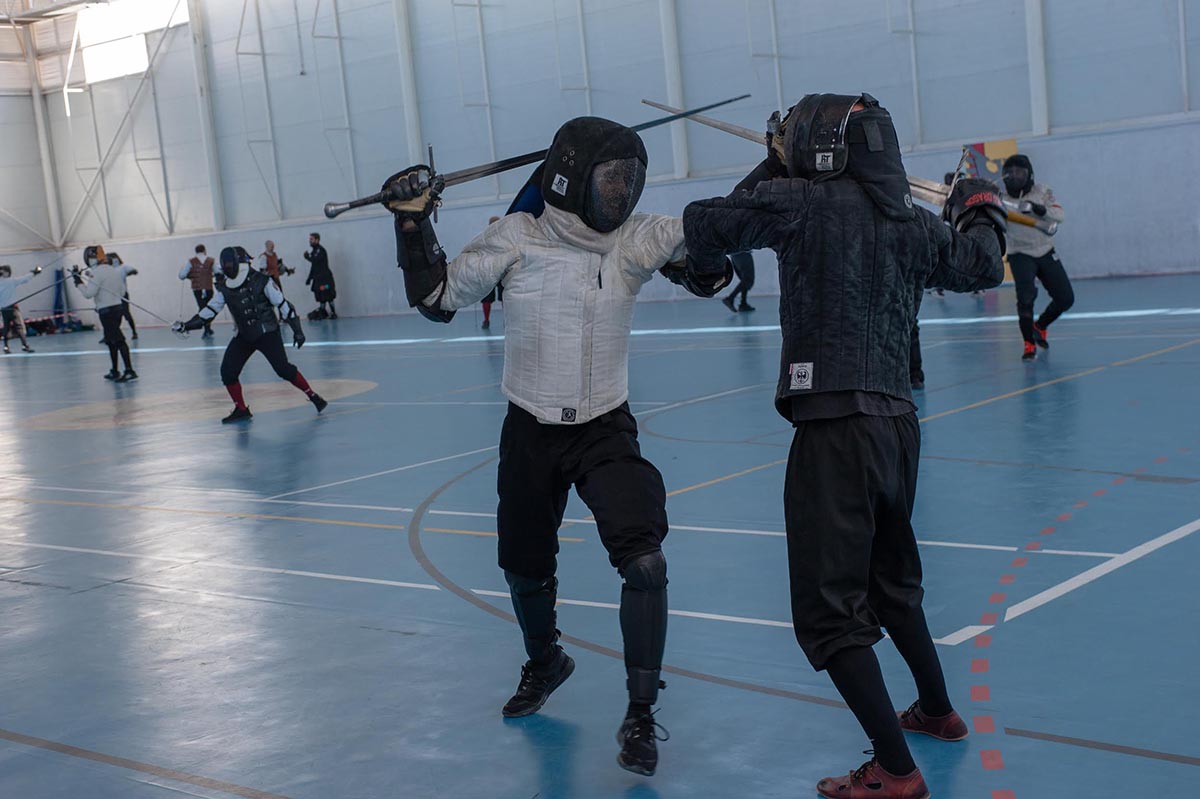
[429,204,686,424]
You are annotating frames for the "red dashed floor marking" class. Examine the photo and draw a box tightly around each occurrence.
[959,452,1169,799]
[980,750,1005,770]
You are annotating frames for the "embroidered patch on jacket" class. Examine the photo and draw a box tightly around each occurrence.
[551,174,569,195]
[561,408,577,422]
[815,152,835,171]
[789,362,814,390]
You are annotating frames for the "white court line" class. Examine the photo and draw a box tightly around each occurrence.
[265,445,498,499]
[0,538,441,591]
[6,307,1200,360]
[1003,517,1200,622]
[0,479,1115,559]
[472,589,794,628]
[636,383,771,418]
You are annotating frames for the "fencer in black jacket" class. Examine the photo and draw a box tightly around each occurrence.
[683,94,1007,799]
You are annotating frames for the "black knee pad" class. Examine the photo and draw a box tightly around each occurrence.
[505,571,557,596]
[622,550,667,591]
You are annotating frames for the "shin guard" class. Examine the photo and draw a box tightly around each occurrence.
[620,550,668,705]
[505,571,559,665]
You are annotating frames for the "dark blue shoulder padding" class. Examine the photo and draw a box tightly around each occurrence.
[506,163,546,218]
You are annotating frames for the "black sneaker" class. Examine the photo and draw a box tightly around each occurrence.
[721,296,737,313]
[481,319,490,330]
[310,393,328,413]
[122,369,138,382]
[2,346,8,354]
[104,369,121,381]
[617,708,669,776]
[22,346,33,353]
[222,406,253,424]
[738,302,755,312]
[501,649,574,718]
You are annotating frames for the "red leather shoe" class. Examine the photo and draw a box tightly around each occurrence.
[1032,323,1049,349]
[816,757,930,799]
[898,701,969,741]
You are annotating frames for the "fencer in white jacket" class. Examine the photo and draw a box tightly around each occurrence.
[385,116,730,778]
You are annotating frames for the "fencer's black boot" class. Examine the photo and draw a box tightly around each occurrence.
[310,393,328,413]
[617,669,668,776]
[721,295,737,313]
[103,369,121,381]
[122,369,138,382]
[502,646,574,718]
[222,406,253,424]
[738,301,755,312]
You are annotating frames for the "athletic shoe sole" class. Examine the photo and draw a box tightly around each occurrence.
[617,753,656,777]
[500,656,575,718]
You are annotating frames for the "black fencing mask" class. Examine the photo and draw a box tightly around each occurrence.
[219,246,253,284]
[84,245,107,268]
[1002,154,1033,197]
[778,93,913,219]
[541,117,648,233]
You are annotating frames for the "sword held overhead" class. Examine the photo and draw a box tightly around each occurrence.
[640,98,1057,236]
[322,94,752,219]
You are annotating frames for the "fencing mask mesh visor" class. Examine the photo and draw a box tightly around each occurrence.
[583,157,646,233]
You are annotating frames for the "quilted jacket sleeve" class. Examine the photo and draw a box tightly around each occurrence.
[921,207,1005,294]
[682,181,794,273]
[619,214,687,288]
[436,214,525,310]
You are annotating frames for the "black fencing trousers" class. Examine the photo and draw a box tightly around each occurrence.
[498,402,668,703]
[193,290,214,334]
[1009,250,1075,343]
[219,329,297,386]
[98,305,132,372]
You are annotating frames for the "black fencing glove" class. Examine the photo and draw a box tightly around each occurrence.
[944,178,1008,255]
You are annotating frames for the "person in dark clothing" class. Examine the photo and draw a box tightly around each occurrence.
[304,232,337,319]
[721,251,756,312]
[909,289,924,390]
[1001,154,1070,360]
[175,246,326,423]
[0,264,40,354]
[683,93,1007,799]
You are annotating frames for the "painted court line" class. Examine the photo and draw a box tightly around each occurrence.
[1004,517,1200,622]
[7,307,1200,361]
[266,445,498,499]
[0,727,291,799]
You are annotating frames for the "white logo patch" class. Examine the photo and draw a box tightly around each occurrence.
[815,152,835,171]
[551,174,569,195]
[790,362,814,390]
[903,193,913,209]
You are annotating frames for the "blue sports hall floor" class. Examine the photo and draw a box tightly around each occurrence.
[1,274,1198,799]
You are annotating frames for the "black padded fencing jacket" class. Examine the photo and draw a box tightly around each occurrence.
[683,176,1004,420]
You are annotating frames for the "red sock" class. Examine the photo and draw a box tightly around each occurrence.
[290,371,314,396]
[226,382,247,410]
[482,301,491,323]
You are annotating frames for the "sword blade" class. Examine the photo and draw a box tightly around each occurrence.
[442,94,752,188]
